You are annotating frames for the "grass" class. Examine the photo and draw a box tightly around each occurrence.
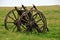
[0,6,60,40]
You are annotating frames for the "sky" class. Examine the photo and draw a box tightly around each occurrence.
[0,0,60,7]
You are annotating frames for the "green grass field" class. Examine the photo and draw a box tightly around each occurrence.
[0,6,60,40]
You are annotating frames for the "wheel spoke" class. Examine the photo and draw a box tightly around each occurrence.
[26,14,30,21]
[8,15,15,21]
[21,19,28,23]
[7,24,14,31]
[21,24,26,29]
[12,10,17,19]
[36,19,42,23]
[33,13,37,17]
[12,26,16,32]
[10,24,14,28]
[7,22,14,23]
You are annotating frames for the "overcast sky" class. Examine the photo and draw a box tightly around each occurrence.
[0,0,60,7]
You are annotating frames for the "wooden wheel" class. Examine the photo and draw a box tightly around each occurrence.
[29,8,48,32]
[4,8,27,32]
[4,9,18,31]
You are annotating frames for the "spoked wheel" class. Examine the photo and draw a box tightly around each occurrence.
[4,9,19,32]
[29,8,48,32]
[4,9,27,32]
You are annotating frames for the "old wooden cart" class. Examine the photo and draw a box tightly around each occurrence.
[4,5,48,33]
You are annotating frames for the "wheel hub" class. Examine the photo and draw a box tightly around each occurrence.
[14,20,20,25]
